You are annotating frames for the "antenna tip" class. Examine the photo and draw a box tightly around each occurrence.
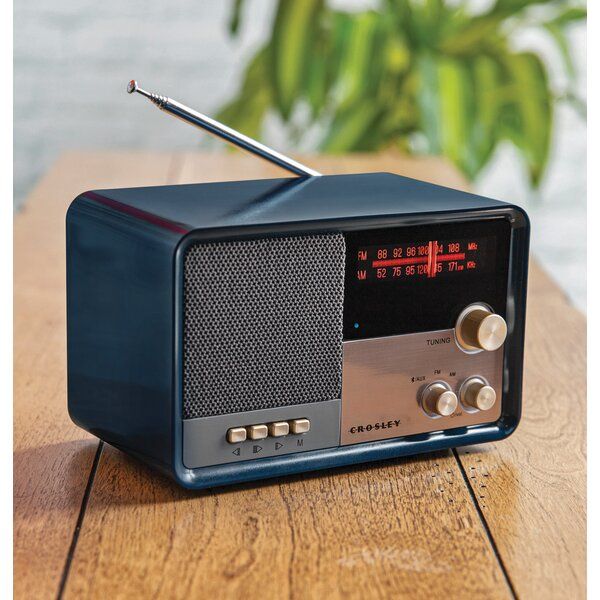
[127,80,138,94]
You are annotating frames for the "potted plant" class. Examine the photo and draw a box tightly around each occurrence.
[219,0,585,186]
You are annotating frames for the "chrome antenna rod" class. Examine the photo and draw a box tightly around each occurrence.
[127,80,321,178]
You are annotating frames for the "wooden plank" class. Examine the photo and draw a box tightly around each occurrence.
[63,446,511,599]
[14,152,181,599]
[456,261,586,599]
[61,153,512,599]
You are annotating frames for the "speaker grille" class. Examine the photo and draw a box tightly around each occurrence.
[182,234,345,419]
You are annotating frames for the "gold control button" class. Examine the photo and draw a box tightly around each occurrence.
[290,418,310,434]
[421,382,458,417]
[268,421,289,437]
[460,377,497,411]
[455,304,507,352]
[246,424,268,440]
[226,427,247,444]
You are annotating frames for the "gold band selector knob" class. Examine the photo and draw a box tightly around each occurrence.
[455,304,507,352]
[460,377,497,411]
[421,382,458,417]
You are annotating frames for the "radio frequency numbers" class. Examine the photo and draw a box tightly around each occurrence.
[356,239,483,282]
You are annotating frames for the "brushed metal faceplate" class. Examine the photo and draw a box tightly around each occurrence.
[340,329,502,445]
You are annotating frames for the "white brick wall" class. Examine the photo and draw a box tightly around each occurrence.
[14,0,274,206]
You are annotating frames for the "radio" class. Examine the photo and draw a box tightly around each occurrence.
[66,82,529,489]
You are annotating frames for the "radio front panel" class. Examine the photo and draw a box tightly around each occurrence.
[340,329,502,446]
[182,217,512,469]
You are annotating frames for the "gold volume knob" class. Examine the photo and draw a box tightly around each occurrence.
[460,377,497,411]
[455,304,507,352]
[421,382,458,417]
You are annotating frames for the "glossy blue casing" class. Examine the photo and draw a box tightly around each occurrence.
[66,172,529,489]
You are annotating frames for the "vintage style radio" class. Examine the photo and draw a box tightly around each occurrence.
[66,82,529,489]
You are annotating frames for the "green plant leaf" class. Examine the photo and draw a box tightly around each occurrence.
[378,72,419,140]
[499,52,552,186]
[305,50,328,117]
[320,104,382,152]
[543,21,575,77]
[415,52,442,154]
[219,0,583,187]
[468,55,504,173]
[408,0,449,48]
[215,47,271,140]
[270,0,324,120]
[551,7,587,26]
[417,53,497,178]
[492,0,559,14]
[441,15,507,55]
[542,7,586,79]
[228,0,245,35]
[304,10,346,118]
[437,58,477,177]
[335,12,388,109]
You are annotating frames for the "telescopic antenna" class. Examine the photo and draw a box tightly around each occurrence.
[127,80,321,178]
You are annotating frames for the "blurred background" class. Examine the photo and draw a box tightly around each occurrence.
[14,0,586,310]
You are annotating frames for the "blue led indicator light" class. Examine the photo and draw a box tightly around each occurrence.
[354,322,359,329]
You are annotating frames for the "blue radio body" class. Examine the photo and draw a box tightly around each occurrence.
[66,172,529,489]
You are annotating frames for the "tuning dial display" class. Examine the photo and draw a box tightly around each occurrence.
[421,382,458,417]
[460,377,497,411]
[455,304,507,352]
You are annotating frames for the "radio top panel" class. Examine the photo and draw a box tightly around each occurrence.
[84,172,519,234]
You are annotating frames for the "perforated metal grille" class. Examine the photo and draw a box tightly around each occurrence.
[182,234,345,419]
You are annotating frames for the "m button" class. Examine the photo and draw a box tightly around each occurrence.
[290,418,310,434]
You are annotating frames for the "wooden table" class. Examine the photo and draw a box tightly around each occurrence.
[14,152,586,599]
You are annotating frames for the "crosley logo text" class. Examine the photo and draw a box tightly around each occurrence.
[426,337,452,346]
[349,420,401,434]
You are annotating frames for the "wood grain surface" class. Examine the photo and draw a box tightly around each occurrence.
[13,151,585,599]
[456,263,587,599]
[63,446,510,600]
[13,152,181,599]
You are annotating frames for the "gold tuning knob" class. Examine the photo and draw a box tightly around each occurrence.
[460,377,497,411]
[421,382,458,417]
[455,304,507,352]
